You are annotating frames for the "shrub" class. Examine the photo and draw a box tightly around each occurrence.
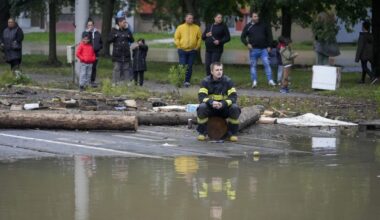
[168,64,186,88]
[0,70,32,87]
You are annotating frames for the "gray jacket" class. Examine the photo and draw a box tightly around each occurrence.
[1,25,24,62]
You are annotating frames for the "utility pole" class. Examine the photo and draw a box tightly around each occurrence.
[74,0,89,83]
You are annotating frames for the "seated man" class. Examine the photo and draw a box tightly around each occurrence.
[197,62,241,141]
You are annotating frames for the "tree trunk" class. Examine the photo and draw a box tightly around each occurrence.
[101,0,115,57]
[0,111,138,131]
[0,0,10,34]
[373,0,380,78]
[238,106,262,130]
[48,1,59,64]
[281,6,292,39]
[136,111,196,125]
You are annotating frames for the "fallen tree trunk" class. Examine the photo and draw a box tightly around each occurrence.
[239,106,262,130]
[0,105,260,130]
[136,112,196,125]
[0,111,138,131]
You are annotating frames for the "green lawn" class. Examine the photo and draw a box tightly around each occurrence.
[24,32,172,45]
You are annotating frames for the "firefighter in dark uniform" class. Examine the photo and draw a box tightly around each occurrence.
[197,62,241,142]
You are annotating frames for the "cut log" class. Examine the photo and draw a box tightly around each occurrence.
[136,111,196,125]
[207,116,227,140]
[258,116,277,124]
[0,111,138,131]
[238,106,262,130]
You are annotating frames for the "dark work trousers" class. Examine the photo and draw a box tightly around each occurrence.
[197,103,241,136]
[178,49,196,83]
[133,71,144,86]
[91,58,98,83]
[360,60,374,82]
[205,51,222,75]
[8,59,21,71]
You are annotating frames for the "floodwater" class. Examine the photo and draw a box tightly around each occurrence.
[1,128,379,220]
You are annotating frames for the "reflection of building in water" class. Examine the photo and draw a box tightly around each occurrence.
[75,156,92,220]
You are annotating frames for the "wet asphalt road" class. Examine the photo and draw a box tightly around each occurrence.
[0,125,310,161]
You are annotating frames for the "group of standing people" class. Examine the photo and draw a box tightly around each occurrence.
[174,12,297,93]
[76,16,148,91]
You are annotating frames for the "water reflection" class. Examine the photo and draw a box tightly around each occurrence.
[1,145,380,219]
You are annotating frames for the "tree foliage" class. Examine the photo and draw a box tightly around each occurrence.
[146,0,247,28]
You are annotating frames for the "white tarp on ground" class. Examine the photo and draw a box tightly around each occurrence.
[276,113,357,127]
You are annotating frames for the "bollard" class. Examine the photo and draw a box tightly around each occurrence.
[67,45,76,83]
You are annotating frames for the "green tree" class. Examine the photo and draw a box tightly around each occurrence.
[99,0,117,57]
[372,0,380,77]
[146,0,247,28]
[0,0,10,33]
[5,0,75,65]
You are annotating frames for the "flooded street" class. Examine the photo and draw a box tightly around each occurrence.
[1,126,380,220]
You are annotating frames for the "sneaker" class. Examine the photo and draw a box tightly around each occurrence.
[280,88,289,93]
[268,80,276,86]
[197,134,206,141]
[229,136,238,142]
[371,78,378,85]
[91,82,98,88]
[184,82,191,88]
[251,80,257,88]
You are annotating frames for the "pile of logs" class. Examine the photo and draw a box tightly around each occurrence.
[0,88,263,131]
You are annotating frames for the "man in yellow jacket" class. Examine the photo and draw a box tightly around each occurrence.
[174,13,202,87]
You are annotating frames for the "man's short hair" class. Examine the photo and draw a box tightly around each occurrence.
[185,13,193,18]
[210,62,223,72]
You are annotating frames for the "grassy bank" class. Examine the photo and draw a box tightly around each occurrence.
[24,32,172,45]
[24,32,356,51]
[1,54,379,120]
[0,54,378,101]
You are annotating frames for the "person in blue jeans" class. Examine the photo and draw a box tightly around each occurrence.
[241,12,275,88]
[174,13,202,87]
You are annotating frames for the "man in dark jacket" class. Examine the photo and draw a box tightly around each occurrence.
[241,12,275,88]
[0,18,24,71]
[82,19,103,86]
[108,17,134,85]
[197,62,241,142]
[202,13,230,76]
[355,21,376,84]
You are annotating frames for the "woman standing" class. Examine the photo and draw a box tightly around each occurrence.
[132,38,148,86]
[108,17,134,85]
[0,18,24,71]
[312,12,340,65]
[202,13,230,75]
[82,19,103,87]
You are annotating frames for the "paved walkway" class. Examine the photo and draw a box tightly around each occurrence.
[22,42,360,70]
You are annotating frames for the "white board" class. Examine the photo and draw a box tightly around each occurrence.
[312,65,341,90]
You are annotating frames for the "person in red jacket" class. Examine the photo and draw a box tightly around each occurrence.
[76,33,96,91]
